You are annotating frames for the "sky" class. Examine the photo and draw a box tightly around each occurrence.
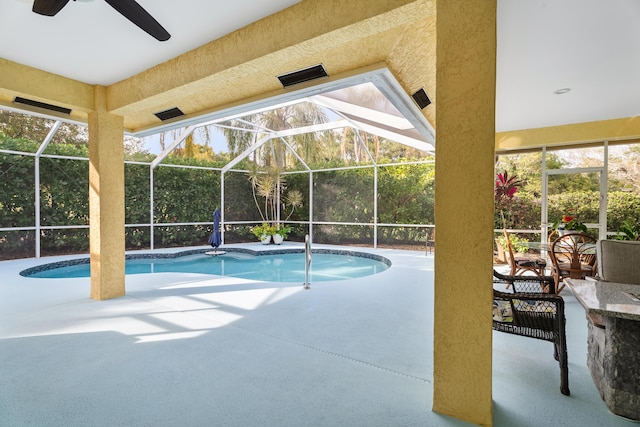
[140,126,229,155]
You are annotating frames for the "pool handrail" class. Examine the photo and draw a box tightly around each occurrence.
[303,234,311,289]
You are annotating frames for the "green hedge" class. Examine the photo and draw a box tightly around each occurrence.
[0,149,35,227]
[606,191,640,230]
[4,134,639,259]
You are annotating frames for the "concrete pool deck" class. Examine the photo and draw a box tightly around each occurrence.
[0,244,635,426]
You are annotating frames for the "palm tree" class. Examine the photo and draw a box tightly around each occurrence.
[219,119,258,155]
[156,126,217,161]
[336,84,396,163]
[220,102,328,165]
[223,102,327,226]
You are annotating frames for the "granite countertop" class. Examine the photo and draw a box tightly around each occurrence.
[565,278,640,321]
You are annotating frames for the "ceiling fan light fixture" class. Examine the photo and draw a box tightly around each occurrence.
[104,0,171,41]
[33,0,171,41]
[32,0,70,16]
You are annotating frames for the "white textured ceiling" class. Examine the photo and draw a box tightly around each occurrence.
[496,0,640,132]
[1,0,639,133]
[1,0,301,85]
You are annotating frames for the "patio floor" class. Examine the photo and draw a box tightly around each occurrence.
[0,244,635,426]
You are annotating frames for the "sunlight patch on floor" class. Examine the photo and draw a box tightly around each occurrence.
[135,330,208,343]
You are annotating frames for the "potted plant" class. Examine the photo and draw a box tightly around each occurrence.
[272,225,291,245]
[552,214,587,235]
[246,163,303,243]
[251,223,276,244]
[616,219,640,240]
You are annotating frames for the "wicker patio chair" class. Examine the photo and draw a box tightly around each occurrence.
[425,228,435,254]
[549,232,597,293]
[493,269,556,293]
[503,229,547,277]
[493,271,570,396]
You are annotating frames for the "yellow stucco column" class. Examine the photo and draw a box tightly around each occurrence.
[88,85,126,300]
[432,1,496,426]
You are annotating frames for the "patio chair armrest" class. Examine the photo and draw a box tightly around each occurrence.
[493,270,556,294]
[493,289,565,334]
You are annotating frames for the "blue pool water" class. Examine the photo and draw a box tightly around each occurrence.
[23,251,390,282]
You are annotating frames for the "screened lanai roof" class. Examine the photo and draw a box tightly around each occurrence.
[0,71,436,169]
[149,79,435,172]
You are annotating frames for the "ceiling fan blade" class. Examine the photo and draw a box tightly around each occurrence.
[32,0,71,16]
[104,0,171,41]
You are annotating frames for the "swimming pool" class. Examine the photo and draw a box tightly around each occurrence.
[21,249,391,282]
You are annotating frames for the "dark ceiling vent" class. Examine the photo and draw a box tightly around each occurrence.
[411,88,432,109]
[277,64,328,88]
[154,107,185,121]
[13,96,71,115]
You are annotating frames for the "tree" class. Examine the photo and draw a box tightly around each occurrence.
[0,110,88,148]
[123,136,147,155]
[494,170,522,228]
[220,102,328,166]
[0,110,54,143]
[337,84,392,163]
[245,161,303,227]
[157,127,219,162]
[609,145,640,192]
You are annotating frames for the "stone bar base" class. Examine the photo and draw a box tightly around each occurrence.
[587,314,640,421]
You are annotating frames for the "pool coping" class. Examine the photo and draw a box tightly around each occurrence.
[19,244,392,277]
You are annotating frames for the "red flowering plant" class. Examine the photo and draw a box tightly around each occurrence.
[552,214,587,233]
[494,171,522,229]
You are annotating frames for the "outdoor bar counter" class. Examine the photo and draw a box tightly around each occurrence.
[566,278,640,421]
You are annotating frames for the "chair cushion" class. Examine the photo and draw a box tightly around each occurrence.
[512,299,557,315]
[511,299,557,331]
[557,262,592,272]
[515,257,547,268]
[493,298,557,325]
[493,300,513,322]
[596,240,640,285]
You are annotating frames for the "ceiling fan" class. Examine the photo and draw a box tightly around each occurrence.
[32,0,171,41]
